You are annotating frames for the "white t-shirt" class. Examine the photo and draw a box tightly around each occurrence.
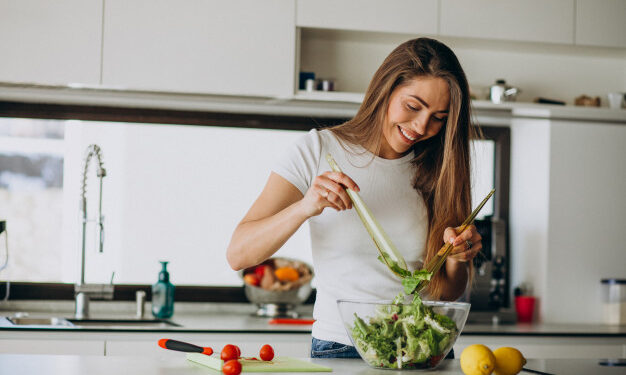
[272,129,429,345]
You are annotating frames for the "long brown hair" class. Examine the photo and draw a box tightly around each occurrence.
[330,37,480,300]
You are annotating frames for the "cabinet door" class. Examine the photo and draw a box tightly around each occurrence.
[296,0,438,35]
[0,339,104,355]
[102,0,295,98]
[0,0,103,86]
[440,0,574,44]
[455,336,625,359]
[575,0,626,48]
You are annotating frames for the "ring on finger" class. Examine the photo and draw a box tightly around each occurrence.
[465,240,473,250]
[321,189,329,198]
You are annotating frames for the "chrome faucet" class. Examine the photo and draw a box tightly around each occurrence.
[75,144,113,319]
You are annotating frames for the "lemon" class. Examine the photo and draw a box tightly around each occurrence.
[460,344,496,375]
[493,347,527,375]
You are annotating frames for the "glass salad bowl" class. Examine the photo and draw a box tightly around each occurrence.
[337,298,470,370]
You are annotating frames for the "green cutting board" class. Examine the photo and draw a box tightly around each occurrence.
[186,353,332,372]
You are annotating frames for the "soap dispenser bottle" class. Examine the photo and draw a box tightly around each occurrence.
[152,261,175,319]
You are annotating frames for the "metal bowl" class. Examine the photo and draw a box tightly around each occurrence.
[240,257,313,318]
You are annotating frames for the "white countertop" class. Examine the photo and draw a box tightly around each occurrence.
[1,301,625,336]
[0,354,624,375]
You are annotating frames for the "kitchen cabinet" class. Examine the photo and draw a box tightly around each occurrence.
[575,0,626,48]
[439,0,574,44]
[0,0,103,86]
[455,335,626,359]
[102,0,296,98]
[296,0,438,35]
[2,329,625,359]
[0,330,311,358]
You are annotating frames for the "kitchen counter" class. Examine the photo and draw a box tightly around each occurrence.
[1,354,625,375]
[1,301,625,337]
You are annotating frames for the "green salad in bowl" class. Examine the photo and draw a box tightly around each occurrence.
[337,295,470,370]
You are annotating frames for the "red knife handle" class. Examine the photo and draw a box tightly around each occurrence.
[158,339,213,355]
[268,318,315,325]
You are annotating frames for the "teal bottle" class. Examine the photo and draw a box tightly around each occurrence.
[152,261,175,319]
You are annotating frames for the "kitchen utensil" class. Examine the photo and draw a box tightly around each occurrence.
[326,153,409,277]
[515,295,536,323]
[490,79,520,103]
[186,353,332,372]
[522,367,556,375]
[415,189,495,294]
[607,92,625,109]
[298,72,315,90]
[337,299,470,370]
[575,95,601,107]
[534,97,566,106]
[305,79,316,92]
[158,339,213,355]
[268,318,315,325]
[318,79,334,92]
[601,278,626,325]
[0,220,8,302]
[135,290,146,318]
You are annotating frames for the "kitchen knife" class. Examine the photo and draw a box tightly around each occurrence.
[158,338,213,355]
[268,318,315,325]
[522,368,556,375]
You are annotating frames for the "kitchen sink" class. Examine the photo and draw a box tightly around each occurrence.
[67,319,181,328]
[3,316,180,328]
[6,317,74,327]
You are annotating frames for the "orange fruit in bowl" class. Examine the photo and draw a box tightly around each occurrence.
[274,267,299,282]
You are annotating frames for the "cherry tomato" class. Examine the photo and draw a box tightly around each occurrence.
[221,344,239,361]
[259,344,274,361]
[222,359,242,375]
[234,345,241,357]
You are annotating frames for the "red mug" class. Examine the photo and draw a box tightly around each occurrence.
[515,296,536,323]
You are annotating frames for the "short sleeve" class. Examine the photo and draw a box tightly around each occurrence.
[271,129,322,195]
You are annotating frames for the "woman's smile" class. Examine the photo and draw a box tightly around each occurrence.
[397,124,419,144]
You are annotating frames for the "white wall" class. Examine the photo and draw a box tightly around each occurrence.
[507,119,551,319]
[61,122,312,286]
[506,118,626,324]
[544,121,626,323]
[300,29,626,105]
[56,121,496,287]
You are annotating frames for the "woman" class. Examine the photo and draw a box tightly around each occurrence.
[226,38,482,358]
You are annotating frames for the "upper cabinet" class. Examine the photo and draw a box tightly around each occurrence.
[440,0,574,44]
[102,0,296,98]
[296,0,438,35]
[0,0,103,86]
[575,0,626,48]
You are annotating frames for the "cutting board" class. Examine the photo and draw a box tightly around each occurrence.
[186,353,332,372]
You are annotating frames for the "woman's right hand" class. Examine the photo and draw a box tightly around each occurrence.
[300,171,360,217]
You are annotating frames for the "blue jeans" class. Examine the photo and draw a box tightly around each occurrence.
[310,337,361,358]
[310,337,455,360]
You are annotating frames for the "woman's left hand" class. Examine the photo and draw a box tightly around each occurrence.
[443,225,482,263]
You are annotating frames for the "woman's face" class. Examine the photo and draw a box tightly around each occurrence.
[379,76,450,159]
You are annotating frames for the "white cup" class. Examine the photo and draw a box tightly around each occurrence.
[607,92,625,109]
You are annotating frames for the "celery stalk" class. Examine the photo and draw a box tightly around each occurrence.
[326,153,409,278]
